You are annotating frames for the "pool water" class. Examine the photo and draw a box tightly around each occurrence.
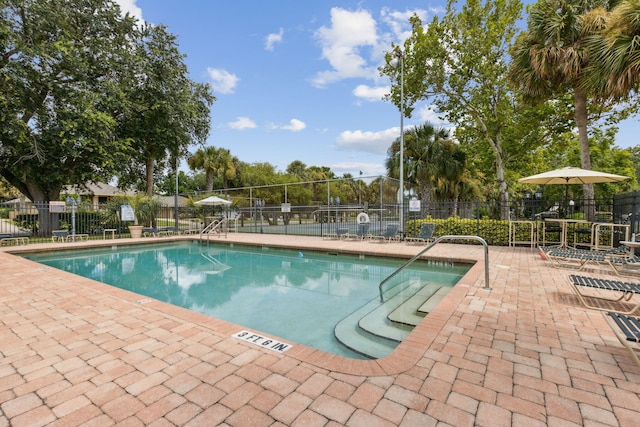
[25,241,468,358]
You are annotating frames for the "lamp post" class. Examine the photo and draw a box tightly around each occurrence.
[256,199,265,233]
[390,48,405,235]
[174,156,179,230]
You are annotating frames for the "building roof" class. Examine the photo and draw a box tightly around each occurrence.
[62,182,135,197]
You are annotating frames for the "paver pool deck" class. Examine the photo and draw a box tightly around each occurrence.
[1,234,639,426]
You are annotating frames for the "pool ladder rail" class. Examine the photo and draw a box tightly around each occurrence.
[378,235,491,302]
[199,218,228,244]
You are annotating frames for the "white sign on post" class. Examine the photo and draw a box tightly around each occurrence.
[409,199,421,212]
[121,205,135,222]
[49,201,65,213]
[281,203,291,213]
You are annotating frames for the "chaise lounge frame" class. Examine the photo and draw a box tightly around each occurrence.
[567,274,640,315]
[602,312,640,369]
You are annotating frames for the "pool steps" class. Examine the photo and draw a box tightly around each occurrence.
[334,280,451,359]
[386,283,444,326]
[334,300,399,359]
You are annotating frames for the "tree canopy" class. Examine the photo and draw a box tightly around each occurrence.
[380,0,561,219]
[117,24,214,196]
[0,0,214,205]
[0,0,137,203]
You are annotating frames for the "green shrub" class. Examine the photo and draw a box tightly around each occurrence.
[406,216,510,246]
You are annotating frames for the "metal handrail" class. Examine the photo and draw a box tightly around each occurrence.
[199,218,227,245]
[378,235,491,302]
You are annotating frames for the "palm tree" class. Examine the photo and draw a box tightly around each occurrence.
[213,148,237,189]
[188,146,237,191]
[285,160,308,180]
[585,1,640,98]
[509,0,612,220]
[188,147,217,191]
[386,123,466,214]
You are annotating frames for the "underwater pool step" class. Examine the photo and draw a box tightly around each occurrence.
[334,300,399,359]
[334,280,451,359]
[358,286,425,342]
[387,284,449,326]
[417,287,450,314]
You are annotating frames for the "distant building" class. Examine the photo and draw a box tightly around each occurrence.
[62,182,135,206]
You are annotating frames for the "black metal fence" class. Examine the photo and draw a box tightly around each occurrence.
[613,190,640,236]
[1,193,631,246]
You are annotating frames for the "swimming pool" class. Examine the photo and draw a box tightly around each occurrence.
[24,241,469,359]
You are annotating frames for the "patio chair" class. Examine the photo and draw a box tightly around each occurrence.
[405,223,435,245]
[543,245,631,273]
[345,223,370,240]
[323,227,350,240]
[369,223,400,243]
[567,274,640,315]
[602,312,640,369]
[142,227,158,237]
[546,248,608,271]
[608,256,640,278]
[52,230,69,242]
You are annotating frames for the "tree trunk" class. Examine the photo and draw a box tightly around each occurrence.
[205,171,214,192]
[495,152,510,220]
[420,182,433,218]
[26,184,61,237]
[145,157,154,197]
[574,87,595,221]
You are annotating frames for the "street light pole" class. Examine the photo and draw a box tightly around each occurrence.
[392,47,405,235]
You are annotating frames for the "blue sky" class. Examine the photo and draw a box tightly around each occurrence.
[116,1,638,178]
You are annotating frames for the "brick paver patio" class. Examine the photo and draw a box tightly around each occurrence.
[1,234,639,426]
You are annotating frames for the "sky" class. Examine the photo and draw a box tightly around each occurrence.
[115,0,638,178]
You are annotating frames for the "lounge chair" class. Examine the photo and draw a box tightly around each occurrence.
[567,274,640,315]
[323,227,349,240]
[546,248,608,271]
[0,234,28,246]
[51,229,89,242]
[405,223,435,245]
[142,227,158,237]
[608,256,640,278]
[543,245,630,273]
[345,223,370,240]
[52,230,69,242]
[369,223,400,243]
[602,312,640,369]
[156,227,179,237]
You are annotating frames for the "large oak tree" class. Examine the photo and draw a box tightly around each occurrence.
[0,0,213,234]
[0,0,136,233]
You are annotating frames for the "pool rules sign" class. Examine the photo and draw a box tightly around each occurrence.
[233,331,292,353]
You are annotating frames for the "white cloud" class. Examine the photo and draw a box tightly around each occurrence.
[311,8,379,87]
[330,162,387,177]
[265,28,284,51]
[113,0,144,22]
[336,127,401,154]
[353,84,389,102]
[311,7,434,89]
[207,68,239,94]
[281,119,306,132]
[228,117,257,130]
[416,104,450,125]
[380,8,428,42]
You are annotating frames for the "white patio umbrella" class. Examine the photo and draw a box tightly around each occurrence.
[194,195,232,206]
[519,166,629,218]
[518,166,629,185]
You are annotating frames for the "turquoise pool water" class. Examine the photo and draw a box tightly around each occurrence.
[25,241,468,358]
